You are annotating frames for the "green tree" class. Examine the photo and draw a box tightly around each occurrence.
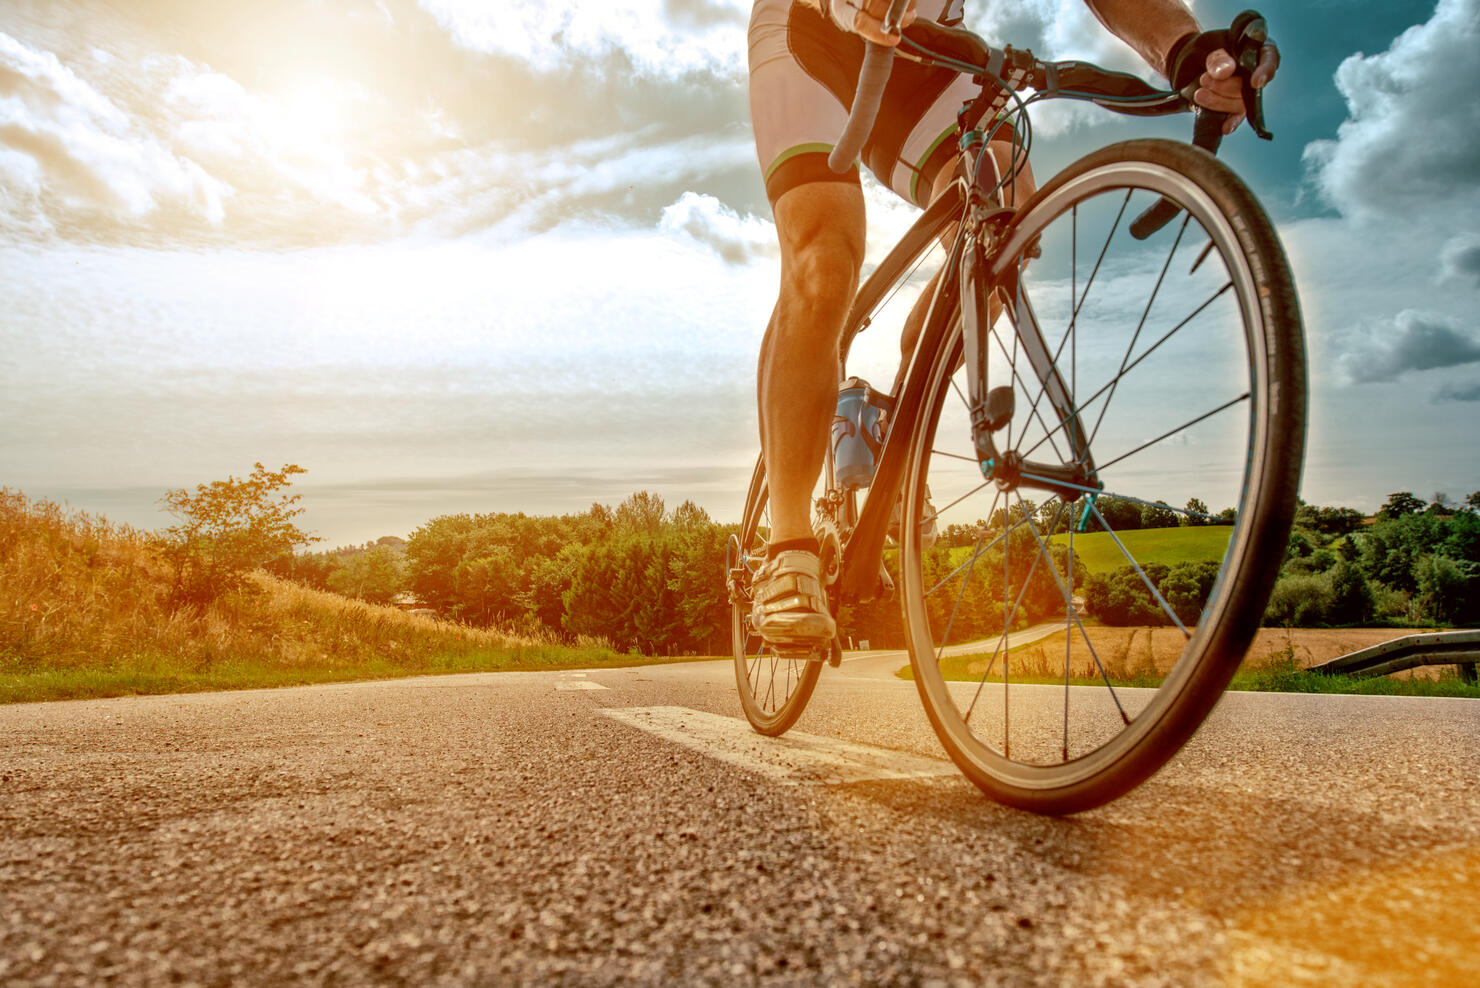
[325,544,404,605]
[1378,491,1426,520]
[155,462,317,607]
[1413,554,1479,625]
[1088,496,1141,532]
[1140,500,1180,529]
[1182,497,1210,526]
[615,491,666,534]
[1326,560,1373,625]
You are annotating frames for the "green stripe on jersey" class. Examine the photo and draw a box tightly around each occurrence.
[765,142,836,182]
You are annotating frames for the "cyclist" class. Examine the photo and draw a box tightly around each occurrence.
[747,0,1279,649]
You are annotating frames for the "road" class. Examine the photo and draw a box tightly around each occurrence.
[2,657,1477,986]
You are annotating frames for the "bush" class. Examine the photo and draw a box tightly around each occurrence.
[1085,561,1221,627]
[154,463,317,608]
[1263,572,1334,627]
[1413,554,1479,625]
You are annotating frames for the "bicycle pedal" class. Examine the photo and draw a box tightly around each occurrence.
[772,642,829,661]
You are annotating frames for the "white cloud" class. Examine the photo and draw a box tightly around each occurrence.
[659,191,775,264]
[1302,0,1480,220]
[415,0,748,77]
[0,31,226,229]
[158,58,380,218]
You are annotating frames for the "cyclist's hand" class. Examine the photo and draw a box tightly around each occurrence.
[842,0,918,46]
[1195,42,1279,134]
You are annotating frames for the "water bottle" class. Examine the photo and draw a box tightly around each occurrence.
[832,377,891,490]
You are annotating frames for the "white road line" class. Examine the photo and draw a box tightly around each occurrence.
[556,681,609,691]
[600,706,957,785]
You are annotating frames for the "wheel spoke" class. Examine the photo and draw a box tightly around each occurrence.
[1014,278,1237,466]
[1094,392,1250,475]
[1014,494,1130,723]
[1087,213,1192,449]
[1082,499,1192,638]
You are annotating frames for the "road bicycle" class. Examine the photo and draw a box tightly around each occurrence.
[725,9,1305,814]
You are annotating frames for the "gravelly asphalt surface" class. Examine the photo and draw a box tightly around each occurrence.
[2,659,1477,986]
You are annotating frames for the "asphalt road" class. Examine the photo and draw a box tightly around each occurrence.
[2,657,1477,986]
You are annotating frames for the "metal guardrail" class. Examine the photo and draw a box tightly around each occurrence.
[1308,629,1480,682]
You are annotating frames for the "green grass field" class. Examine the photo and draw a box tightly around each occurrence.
[947,526,1231,573]
[1048,526,1232,574]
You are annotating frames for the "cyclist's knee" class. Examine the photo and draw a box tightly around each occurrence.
[774,183,865,317]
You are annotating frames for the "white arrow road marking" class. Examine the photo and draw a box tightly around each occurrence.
[600,706,957,785]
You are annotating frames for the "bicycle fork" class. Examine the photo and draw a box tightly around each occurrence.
[959,208,1101,507]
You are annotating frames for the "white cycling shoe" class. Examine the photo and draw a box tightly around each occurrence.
[750,550,836,652]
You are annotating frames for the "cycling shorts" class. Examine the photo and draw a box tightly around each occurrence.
[750,0,991,208]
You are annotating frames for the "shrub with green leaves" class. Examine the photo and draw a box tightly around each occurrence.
[154,463,317,608]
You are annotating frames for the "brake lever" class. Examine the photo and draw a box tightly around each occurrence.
[1230,10,1273,140]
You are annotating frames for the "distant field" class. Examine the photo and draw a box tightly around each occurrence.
[946,525,1233,574]
[1048,526,1232,574]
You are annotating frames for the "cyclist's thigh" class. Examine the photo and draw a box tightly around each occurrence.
[749,0,860,208]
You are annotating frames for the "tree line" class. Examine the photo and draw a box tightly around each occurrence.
[269,492,733,655]
[1088,491,1480,629]
[175,466,1471,651]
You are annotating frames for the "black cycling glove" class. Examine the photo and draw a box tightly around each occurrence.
[1164,29,1231,91]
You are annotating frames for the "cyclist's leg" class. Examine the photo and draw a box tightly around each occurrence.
[750,185,861,648]
[758,182,865,548]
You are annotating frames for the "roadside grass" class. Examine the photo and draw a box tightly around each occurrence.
[1227,657,1480,698]
[1,489,698,705]
[894,623,1480,698]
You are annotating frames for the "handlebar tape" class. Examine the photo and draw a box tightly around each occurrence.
[828,41,894,174]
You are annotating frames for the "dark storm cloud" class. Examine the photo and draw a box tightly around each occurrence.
[0,0,763,246]
[1341,310,1480,383]
[1435,381,1480,403]
[1439,233,1480,287]
[1303,0,1480,219]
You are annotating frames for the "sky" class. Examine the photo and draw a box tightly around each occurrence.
[1,0,1477,547]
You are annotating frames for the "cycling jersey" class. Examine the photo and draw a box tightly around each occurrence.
[750,0,996,207]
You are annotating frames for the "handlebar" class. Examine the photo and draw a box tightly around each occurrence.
[827,0,914,173]
[828,7,1276,208]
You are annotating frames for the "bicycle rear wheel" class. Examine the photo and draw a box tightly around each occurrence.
[729,457,823,735]
[899,139,1305,814]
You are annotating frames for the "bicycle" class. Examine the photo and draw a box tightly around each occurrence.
[725,8,1306,815]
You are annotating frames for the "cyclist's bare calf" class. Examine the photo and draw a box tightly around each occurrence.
[758,181,866,547]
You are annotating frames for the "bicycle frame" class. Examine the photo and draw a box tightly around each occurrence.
[832,131,993,602]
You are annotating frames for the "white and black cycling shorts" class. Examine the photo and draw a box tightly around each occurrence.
[750,0,988,207]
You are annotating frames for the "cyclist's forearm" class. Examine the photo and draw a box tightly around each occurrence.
[1082,0,1200,78]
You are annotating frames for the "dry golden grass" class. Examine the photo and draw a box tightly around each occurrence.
[948,625,1448,686]
[0,489,626,703]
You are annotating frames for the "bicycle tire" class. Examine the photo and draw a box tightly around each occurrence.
[898,139,1305,814]
[730,456,824,736]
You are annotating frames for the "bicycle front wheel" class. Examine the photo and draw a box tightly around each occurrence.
[729,456,823,736]
[899,139,1305,814]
